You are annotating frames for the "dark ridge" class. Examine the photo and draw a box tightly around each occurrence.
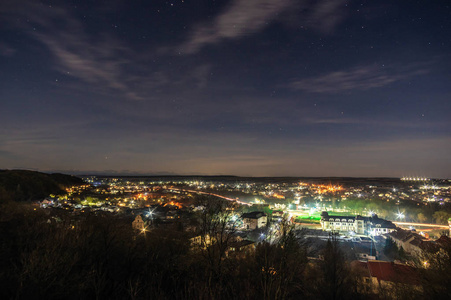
[0,170,85,202]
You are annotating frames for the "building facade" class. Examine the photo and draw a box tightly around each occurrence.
[320,212,396,236]
[132,215,146,231]
[242,211,267,230]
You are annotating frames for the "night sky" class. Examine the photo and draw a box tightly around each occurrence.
[1,0,450,178]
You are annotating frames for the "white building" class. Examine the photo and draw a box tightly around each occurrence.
[242,211,267,230]
[320,212,396,236]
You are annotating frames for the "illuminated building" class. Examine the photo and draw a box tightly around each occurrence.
[320,212,396,236]
[241,211,267,230]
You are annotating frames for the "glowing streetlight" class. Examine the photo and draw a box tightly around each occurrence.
[396,212,405,220]
[147,207,156,218]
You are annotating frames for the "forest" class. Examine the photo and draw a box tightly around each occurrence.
[0,170,84,202]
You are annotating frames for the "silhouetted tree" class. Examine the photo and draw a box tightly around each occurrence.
[416,237,451,300]
[193,196,238,298]
[316,234,356,300]
[253,226,309,299]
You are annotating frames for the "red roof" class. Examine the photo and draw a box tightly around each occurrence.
[367,261,420,285]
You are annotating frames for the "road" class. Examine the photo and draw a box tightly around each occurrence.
[168,188,251,206]
[393,221,448,229]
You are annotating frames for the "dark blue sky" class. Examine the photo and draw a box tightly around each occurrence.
[1,0,450,177]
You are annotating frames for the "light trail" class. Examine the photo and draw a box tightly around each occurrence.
[393,221,448,228]
[169,188,251,206]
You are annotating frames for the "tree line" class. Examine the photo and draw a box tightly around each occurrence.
[0,170,84,202]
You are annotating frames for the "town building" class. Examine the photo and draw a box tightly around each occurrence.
[226,239,255,257]
[367,217,397,236]
[189,234,212,250]
[352,260,421,296]
[241,211,267,230]
[271,210,285,222]
[387,229,429,255]
[387,229,451,256]
[132,215,148,231]
[320,211,396,236]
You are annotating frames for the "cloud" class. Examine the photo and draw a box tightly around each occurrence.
[0,43,15,56]
[289,63,430,93]
[305,0,348,32]
[181,0,293,53]
[32,15,140,99]
[1,1,152,100]
[36,33,133,92]
[180,0,347,54]
[3,1,216,100]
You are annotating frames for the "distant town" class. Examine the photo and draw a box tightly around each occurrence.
[42,175,451,253]
[2,171,451,299]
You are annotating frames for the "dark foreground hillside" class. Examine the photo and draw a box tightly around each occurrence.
[0,170,84,202]
[0,199,450,300]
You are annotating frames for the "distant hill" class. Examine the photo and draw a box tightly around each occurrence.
[0,170,85,202]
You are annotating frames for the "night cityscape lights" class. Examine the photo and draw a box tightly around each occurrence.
[0,0,450,298]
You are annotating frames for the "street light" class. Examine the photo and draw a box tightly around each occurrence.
[147,207,156,217]
[147,208,156,225]
[396,212,405,220]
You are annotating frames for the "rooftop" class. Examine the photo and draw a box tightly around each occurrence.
[367,261,420,285]
[242,211,266,219]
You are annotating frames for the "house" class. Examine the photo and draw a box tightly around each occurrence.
[189,234,212,249]
[352,260,421,296]
[189,231,242,250]
[40,198,55,208]
[386,229,428,255]
[320,212,396,236]
[226,240,255,257]
[242,211,267,230]
[388,230,451,256]
[132,215,148,231]
[272,210,284,222]
[367,216,397,236]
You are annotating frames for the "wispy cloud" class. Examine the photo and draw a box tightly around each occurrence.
[180,0,347,54]
[0,42,15,56]
[289,63,430,93]
[7,2,216,100]
[181,0,293,53]
[305,0,348,32]
[37,33,137,94]
[1,1,159,100]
